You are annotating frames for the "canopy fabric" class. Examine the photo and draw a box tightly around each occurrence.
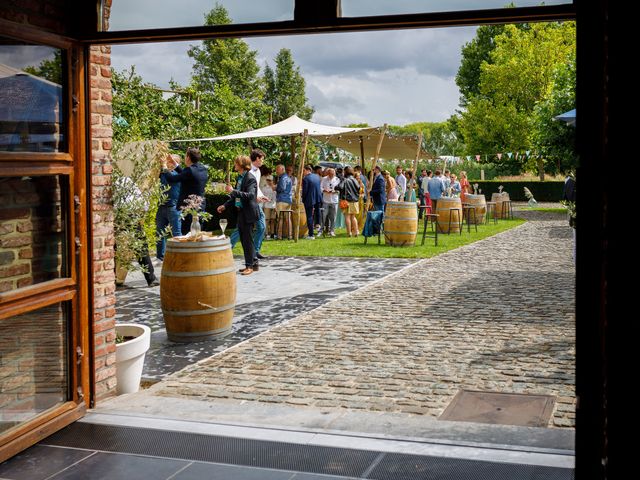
[554,109,576,126]
[176,115,430,160]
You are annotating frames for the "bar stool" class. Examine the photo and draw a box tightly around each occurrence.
[421,213,439,246]
[462,204,478,233]
[446,208,462,235]
[276,209,293,240]
[501,200,513,220]
[486,202,498,225]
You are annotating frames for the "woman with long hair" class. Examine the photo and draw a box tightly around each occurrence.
[384,170,399,201]
[459,170,471,203]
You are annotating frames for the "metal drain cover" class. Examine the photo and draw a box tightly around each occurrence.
[439,390,556,427]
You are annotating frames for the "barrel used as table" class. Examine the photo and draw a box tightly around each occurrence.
[464,194,487,224]
[292,201,308,238]
[160,237,236,342]
[384,200,418,246]
[491,192,510,218]
[436,197,462,233]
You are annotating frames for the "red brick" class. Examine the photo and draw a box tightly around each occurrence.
[18,248,33,259]
[90,89,100,101]
[102,164,113,174]
[16,221,33,233]
[17,278,33,288]
[0,236,31,248]
[0,208,29,220]
[102,140,112,150]
[92,176,111,186]
[0,281,12,293]
[0,224,14,235]
[91,126,113,138]
[95,366,116,382]
[101,90,113,102]
[92,103,112,115]
[102,115,113,126]
[104,306,116,318]
[0,263,30,278]
[100,67,112,78]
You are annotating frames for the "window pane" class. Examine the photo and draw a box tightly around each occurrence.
[341,0,572,17]
[105,0,294,31]
[0,175,68,293]
[0,302,69,434]
[0,38,65,153]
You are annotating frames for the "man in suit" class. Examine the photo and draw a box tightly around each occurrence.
[370,166,387,211]
[217,156,260,275]
[165,147,209,234]
[301,165,323,239]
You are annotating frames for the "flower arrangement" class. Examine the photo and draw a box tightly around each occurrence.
[180,194,212,240]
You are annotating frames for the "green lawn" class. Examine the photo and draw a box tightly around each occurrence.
[230,217,525,259]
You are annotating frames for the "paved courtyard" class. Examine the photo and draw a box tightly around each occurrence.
[145,211,575,428]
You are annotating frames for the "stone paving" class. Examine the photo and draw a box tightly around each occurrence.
[150,212,576,428]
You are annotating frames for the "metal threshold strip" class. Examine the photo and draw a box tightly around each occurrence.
[37,415,574,479]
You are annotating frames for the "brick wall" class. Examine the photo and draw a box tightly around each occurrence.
[0,0,68,34]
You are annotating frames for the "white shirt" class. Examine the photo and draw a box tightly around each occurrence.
[395,173,406,197]
[262,183,277,209]
[250,164,265,199]
[321,176,340,204]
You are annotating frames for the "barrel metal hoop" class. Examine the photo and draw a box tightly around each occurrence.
[162,302,235,316]
[167,326,232,338]
[162,266,236,277]
[166,245,230,253]
[383,216,418,221]
[383,230,417,235]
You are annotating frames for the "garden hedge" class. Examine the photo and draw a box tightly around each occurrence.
[469,181,564,202]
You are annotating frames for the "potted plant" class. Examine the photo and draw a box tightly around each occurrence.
[115,323,151,394]
[112,140,168,285]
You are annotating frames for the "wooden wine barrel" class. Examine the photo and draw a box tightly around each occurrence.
[436,197,463,233]
[491,192,510,218]
[464,194,487,225]
[160,237,236,342]
[292,200,308,237]
[384,200,418,247]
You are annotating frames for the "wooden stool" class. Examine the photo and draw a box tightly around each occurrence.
[462,204,478,233]
[501,200,513,220]
[421,213,439,246]
[486,202,498,225]
[276,209,293,239]
[448,208,462,235]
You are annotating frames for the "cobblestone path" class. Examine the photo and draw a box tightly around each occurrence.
[152,215,575,428]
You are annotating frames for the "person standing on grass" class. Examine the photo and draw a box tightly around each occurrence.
[395,165,406,201]
[450,174,461,196]
[321,168,340,236]
[217,156,260,276]
[262,175,277,239]
[459,171,471,203]
[275,164,292,239]
[301,164,323,239]
[370,165,387,211]
[164,147,209,235]
[342,167,361,237]
[428,170,445,211]
[417,169,427,218]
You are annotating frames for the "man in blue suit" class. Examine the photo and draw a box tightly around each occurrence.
[369,166,387,211]
[165,147,209,234]
[301,165,323,239]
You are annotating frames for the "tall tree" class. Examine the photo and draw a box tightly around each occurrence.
[187,4,261,100]
[459,22,576,172]
[263,48,314,122]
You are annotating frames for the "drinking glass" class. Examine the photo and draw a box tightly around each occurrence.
[219,219,228,236]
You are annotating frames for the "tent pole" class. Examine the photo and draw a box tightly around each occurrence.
[359,135,365,170]
[290,136,296,169]
[410,132,423,202]
[366,124,388,212]
[294,130,309,243]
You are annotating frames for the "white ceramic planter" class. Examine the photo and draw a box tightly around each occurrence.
[115,323,151,394]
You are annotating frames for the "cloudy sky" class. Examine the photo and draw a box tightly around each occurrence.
[109,0,568,126]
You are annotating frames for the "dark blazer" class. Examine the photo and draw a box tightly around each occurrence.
[166,163,209,209]
[302,173,323,207]
[370,173,387,205]
[223,171,260,224]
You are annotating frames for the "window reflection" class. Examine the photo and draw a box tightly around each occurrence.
[0,175,68,293]
[0,39,65,152]
[0,303,69,434]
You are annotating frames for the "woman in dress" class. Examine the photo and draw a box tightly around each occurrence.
[384,170,399,201]
[459,171,471,203]
[404,170,417,203]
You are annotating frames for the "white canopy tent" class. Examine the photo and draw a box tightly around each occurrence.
[182,115,430,161]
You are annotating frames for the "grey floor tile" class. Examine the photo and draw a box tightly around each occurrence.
[49,452,188,480]
[170,462,294,480]
[0,445,93,480]
[291,474,358,480]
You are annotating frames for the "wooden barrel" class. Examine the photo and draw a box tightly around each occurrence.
[384,200,418,246]
[464,194,486,224]
[436,197,463,233]
[292,201,308,237]
[491,192,510,218]
[160,237,236,342]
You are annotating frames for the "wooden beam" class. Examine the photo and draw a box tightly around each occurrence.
[80,5,575,44]
[366,124,387,212]
[294,130,309,243]
[0,17,75,49]
[410,132,423,202]
[359,135,366,170]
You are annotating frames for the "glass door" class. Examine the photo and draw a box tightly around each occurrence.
[0,35,89,462]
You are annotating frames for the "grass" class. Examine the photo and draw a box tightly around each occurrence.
[518,207,568,213]
[229,217,525,259]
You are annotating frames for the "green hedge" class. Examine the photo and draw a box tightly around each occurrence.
[470,181,564,202]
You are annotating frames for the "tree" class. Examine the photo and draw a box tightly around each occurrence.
[187,4,261,100]
[263,48,314,122]
[23,50,63,84]
[459,22,576,172]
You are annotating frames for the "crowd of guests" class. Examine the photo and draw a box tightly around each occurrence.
[138,146,474,278]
